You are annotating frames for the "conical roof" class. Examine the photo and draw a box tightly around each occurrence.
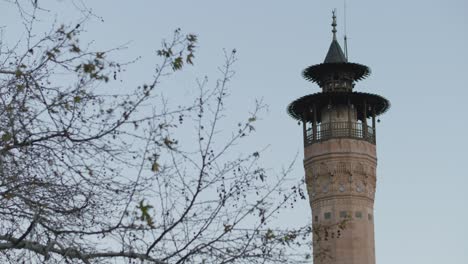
[302,11,370,85]
[324,39,347,63]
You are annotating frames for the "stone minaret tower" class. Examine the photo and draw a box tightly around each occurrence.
[287,12,390,264]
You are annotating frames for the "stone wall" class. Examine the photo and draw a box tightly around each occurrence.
[304,138,377,264]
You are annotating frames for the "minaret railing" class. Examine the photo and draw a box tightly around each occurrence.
[305,121,375,145]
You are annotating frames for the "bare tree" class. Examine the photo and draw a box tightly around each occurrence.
[0,2,310,263]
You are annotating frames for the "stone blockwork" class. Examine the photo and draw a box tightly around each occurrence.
[304,138,377,264]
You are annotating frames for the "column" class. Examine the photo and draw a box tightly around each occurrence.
[372,106,376,143]
[363,100,368,139]
[312,104,317,141]
[302,111,307,146]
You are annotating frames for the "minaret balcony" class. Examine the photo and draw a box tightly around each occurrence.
[305,121,375,145]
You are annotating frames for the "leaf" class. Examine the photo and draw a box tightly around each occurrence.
[83,63,95,73]
[2,193,14,200]
[186,34,197,43]
[172,56,183,71]
[164,137,175,149]
[73,96,82,103]
[15,69,23,78]
[137,200,155,228]
[1,133,12,142]
[70,44,81,53]
[46,51,56,60]
[16,84,25,92]
[223,224,232,232]
[265,229,275,241]
[151,161,160,172]
[186,53,194,65]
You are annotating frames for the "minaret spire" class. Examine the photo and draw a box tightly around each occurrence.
[332,9,337,40]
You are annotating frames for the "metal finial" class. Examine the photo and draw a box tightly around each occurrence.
[332,9,337,40]
[344,0,348,60]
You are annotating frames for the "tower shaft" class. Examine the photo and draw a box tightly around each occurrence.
[305,138,376,264]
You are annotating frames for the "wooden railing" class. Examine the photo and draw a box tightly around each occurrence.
[306,121,375,145]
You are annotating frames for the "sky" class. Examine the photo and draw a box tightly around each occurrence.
[1,0,468,263]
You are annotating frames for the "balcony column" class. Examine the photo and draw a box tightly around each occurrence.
[372,105,376,144]
[363,100,368,139]
[302,111,307,147]
[347,97,352,137]
[328,99,332,138]
[312,104,317,142]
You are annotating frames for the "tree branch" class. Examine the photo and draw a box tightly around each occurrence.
[0,235,167,264]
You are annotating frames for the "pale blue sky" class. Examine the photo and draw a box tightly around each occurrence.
[1,0,467,263]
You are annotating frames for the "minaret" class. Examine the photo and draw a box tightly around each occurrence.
[287,11,390,264]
